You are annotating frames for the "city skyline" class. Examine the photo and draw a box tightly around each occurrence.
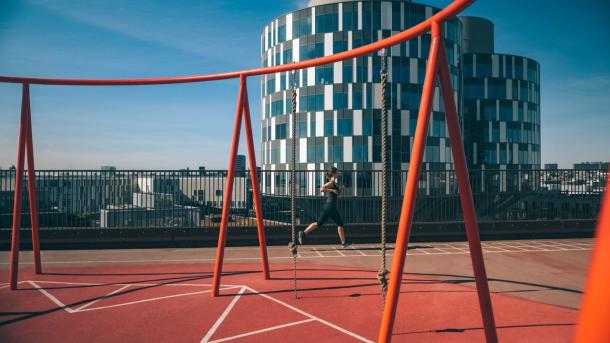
[1,0,609,169]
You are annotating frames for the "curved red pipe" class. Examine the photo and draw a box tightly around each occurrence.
[0,0,474,86]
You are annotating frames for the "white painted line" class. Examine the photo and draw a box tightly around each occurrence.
[28,281,76,313]
[30,280,242,288]
[493,242,527,251]
[553,242,580,247]
[74,284,131,312]
[246,286,374,343]
[26,280,240,314]
[0,282,23,290]
[201,286,247,343]
[208,319,315,343]
[449,243,469,248]
[79,287,240,313]
[312,248,324,257]
[0,245,593,268]
[352,248,367,256]
[334,247,346,256]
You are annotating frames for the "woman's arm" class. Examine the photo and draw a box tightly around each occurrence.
[319,179,337,193]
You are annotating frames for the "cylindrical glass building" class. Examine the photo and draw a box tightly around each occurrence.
[260,0,462,195]
[460,17,541,170]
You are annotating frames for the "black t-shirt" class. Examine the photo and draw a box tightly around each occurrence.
[325,182,339,206]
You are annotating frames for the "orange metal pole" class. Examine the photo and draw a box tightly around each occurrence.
[24,87,42,275]
[574,173,610,342]
[211,75,247,297]
[241,84,270,279]
[9,84,29,290]
[378,24,441,343]
[437,29,498,342]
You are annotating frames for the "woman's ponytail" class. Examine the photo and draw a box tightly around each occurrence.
[326,167,338,181]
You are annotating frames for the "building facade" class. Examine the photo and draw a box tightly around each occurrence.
[260,2,542,196]
[260,0,462,195]
[461,17,541,171]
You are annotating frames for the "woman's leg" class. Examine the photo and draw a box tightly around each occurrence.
[330,208,346,245]
[304,222,318,235]
[337,226,346,244]
[307,205,330,236]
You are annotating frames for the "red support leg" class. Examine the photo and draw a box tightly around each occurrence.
[378,25,441,343]
[437,31,498,343]
[9,84,29,290]
[24,86,42,275]
[241,84,270,279]
[574,172,610,342]
[211,75,246,297]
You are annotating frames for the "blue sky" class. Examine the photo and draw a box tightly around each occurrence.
[0,0,608,169]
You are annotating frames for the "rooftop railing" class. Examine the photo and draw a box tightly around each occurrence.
[1,168,605,230]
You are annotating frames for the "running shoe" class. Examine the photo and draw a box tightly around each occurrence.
[298,230,305,245]
[341,241,352,249]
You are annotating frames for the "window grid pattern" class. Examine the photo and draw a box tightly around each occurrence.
[260,1,462,182]
[462,53,541,169]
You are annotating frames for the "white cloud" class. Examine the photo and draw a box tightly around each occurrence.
[25,0,260,66]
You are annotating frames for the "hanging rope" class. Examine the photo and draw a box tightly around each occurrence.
[288,67,299,299]
[378,48,389,300]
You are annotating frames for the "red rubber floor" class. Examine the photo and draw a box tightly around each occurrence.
[0,263,576,342]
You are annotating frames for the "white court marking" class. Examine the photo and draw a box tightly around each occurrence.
[16,279,374,342]
[201,286,247,343]
[28,281,77,313]
[0,282,22,290]
[25,280,239,314]
[74,284,131,311]
[208,319,315,343]
[0,240,592,266]
[248,286,374,343]
[201,285,374,343]
[78,288,240,312]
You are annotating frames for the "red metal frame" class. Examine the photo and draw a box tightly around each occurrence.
[437,27,498,343]
[2,1,505,339]
[377,22,441,343]
[9,83,42,290]
[241,84,271,281]
[574,172,610,342]
[211,75,270,297]
[377,22,498,342]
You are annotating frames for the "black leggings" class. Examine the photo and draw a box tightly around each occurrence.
[316,204,344,227]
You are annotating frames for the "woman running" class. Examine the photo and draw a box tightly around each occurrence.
[298,167,350,248]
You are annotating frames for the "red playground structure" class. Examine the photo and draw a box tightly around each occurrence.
[1,0,608,341]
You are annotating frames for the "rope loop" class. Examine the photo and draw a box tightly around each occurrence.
[288,242,298,256]
[378,269,389,296]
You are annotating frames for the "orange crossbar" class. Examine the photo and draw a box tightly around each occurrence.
[0,0,475,86]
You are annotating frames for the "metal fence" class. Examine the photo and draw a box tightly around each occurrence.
[0,169,606,230]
